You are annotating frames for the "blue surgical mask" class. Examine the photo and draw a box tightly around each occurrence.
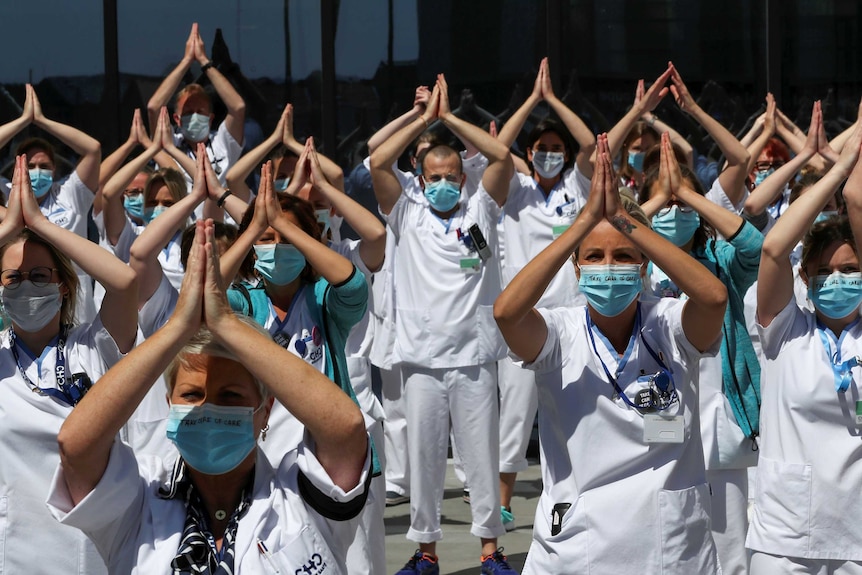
[166,403,259,475]
[423,179,461,213]
[253,244,306,285]
[628,151,646,173]
[180,112,211,143]
[124,194,144,220]
[578,264,644,317]
[143,205,168,225]
[29,168,53,198]
[808,271,862,320]
[754,168,774,187]
[815,211,839,224]
[651,206,701,247]
[274,177,290,192]
[532,151,565,179]
[315,209,331,239]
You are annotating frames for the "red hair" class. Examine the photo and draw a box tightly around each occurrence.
[762,138,790,163]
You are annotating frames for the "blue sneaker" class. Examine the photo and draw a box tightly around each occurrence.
[394,550,439,575]
[481,548,518,575]
[501,506,515,532]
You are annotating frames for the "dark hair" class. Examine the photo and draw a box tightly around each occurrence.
[180,222,239,269]
[641,163,715,252]
[238,192,321,283]
[618,121,659,183]
[15,137,56,169]
[419,144,463,174]
[409,132,444,160]
[525,119,575,175]
[789,172,823,205]
[0,229,78,327]
[801,215,855,274]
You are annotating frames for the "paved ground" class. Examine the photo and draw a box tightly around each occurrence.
[384,458,542,574]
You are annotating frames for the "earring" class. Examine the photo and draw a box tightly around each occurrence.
[261,423,269,442]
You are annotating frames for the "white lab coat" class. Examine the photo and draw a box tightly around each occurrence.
[518,297,720,574]
[48,436,370,574]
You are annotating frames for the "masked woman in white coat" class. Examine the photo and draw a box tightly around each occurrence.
[0,155,138,574]
[494,135,727,574]
[48,219,370,574]
[748,120,862,574]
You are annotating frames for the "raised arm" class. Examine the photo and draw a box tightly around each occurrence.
[15,155,137,352]
[367,86,430,154]
[496,61,543,149]
[282,104,343,191]
[775,107,831,173]
[370,85,439,214]
[147,24,197,130]
[539,58,597,177]
[218,165,269,287]
[101,138,160,246]
[744,94,777,176]
[30,85,101,193]
[668,64,750,206]
[436,74,513,206]
[758,122,862,327]
[494,135,608,362]
[129,146,207,306]
[95,109,148,216]
[604,66,672,160]
[744,102,819,217]
[154,106,197,180]
[192,25,245,145]
[225,104,289,202]
[308,138,386,271]
[0,86,33,152]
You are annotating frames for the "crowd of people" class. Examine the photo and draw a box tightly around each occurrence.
[1,22,862,575]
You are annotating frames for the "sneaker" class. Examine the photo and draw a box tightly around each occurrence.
[480,548,517,575]
[462,489,471,504]
[501,506,515,532]
[385,491,410,507]
[394,550,439,575]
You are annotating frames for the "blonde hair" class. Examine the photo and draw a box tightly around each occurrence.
[174,83,211,116]
[164,316,272,402]
[145,168,187,205]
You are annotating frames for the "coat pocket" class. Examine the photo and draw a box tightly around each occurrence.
[752,456,811,546]
[658,483,720,574]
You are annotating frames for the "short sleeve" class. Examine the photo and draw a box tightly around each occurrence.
[758,297,807,359]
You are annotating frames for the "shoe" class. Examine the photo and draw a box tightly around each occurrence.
[462,489,471,504]
[480,548,517,575]
[501,506,515,532]
[394,550,439,575]
[385,491,410,507]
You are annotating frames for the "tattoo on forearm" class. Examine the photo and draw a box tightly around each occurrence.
[611,215,635,234]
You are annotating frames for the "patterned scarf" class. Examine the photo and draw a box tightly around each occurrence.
[158,459,253,575]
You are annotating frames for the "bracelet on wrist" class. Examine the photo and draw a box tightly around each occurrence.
[217,188,232,207]
[201,61,215,73]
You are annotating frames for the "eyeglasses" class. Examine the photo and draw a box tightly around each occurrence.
[657,202,694,216]
[754,161,784,172]
[123,187,144,198]
[1,267,58,289]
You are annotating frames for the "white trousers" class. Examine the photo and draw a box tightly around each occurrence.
[345,419,386,575]
[380,366,409,496]
[751,552,862,574]
[707,467,750,575]
[403,363,505,542]
[497,356,538,473]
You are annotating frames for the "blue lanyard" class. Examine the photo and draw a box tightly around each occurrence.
[586,305,675,409]
[816,322,861,392]
[9,325,83,407]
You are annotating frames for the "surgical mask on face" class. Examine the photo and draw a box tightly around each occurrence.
[274,177,290,192]
[166,403,259,475]
[124,194,144,220]
[754,168,774,187]
[253,244,306,285]
[315,209,332,239]
[578,264,644,317]
[1,282,62,332]
[532,151,565,179]
[143,205,168,225]
[29,168,53,198]
[628,151,646,173]
[414,162,423,176]
[423,179,461,212]
[808,271,862,320]
[651,206,701,247]
[180,112,211,143]
[815,211,839,224]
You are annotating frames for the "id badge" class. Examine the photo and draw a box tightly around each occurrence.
[460,257,481,274]
[552,224,570,239]
[856,401,862,426]
[643,413,684,443]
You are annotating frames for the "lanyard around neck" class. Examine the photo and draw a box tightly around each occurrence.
[9,324,83,407]
[816,323,861,393]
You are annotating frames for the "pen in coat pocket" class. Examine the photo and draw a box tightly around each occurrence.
[257,539,281,574]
